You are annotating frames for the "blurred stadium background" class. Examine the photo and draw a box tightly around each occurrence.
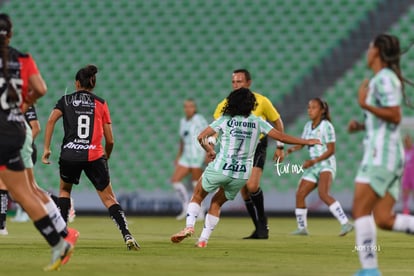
[2,0,414,214]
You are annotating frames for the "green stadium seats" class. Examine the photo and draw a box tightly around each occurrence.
[1,0,382,193]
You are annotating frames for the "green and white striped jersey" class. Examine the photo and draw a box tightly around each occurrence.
[209,114,273,179]
[180,114,208,158]
[301,120,336,168]
[362,68,404,171]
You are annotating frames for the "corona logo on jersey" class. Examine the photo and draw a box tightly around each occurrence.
[227,119,256,129]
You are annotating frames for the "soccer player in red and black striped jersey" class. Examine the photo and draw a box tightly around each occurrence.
[42,64,140,250]
[0,13,73,271]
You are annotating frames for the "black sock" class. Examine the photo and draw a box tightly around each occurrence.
[58,197,71,223]
[250,188,266,222]
[245,199,258,228]
[49,193,59,205]
[34,215,61,247]
[108,204,131,239]
[0,190,8,230]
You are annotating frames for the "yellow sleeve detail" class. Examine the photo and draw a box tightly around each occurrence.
[260,94,280,122]
[213,99,227,119]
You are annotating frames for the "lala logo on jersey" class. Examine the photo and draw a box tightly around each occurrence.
[222,163,247,172]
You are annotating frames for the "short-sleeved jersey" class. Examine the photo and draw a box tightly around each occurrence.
[54,90,111,162]
[213,92,280,122]
[0,46,39,140]
[179,113,208,157]
[209,114,273,179]
[362,68,404,171]
[301,120,336,167]
[24,105,38,124]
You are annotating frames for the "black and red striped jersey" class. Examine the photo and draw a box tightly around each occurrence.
[0,46,39,140]
[54,90,111,162]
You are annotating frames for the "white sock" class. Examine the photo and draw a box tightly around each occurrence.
[173,182,189,210]
[295,208,307,229]
[355,216,378,269]
[191,180,205,217]
[199,214,219,242]
[186,202,200,228]
[392,214,414,234]
[45,199,67,233]
[328,201,349,225]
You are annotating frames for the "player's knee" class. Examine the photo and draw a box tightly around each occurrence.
[246,182,259,193]
[374,214,393,230]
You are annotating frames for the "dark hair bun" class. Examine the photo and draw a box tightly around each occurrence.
[85,64,98,76]
[75,64,98,89]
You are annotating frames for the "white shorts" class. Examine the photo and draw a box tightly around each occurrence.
[301,164,336,184]
[178,152,205,168]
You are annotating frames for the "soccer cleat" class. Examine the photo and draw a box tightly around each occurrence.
[125,234,140,251]
[339,222,354,236]
[0,228,8,236]
[353,268,381,276]
[291,228,309,236]
[44,240,74,271]
[171,227,195,243]
[68,198,76,223]
[62,228,80,265]
[195,240,207,248]
[244,220,269,239]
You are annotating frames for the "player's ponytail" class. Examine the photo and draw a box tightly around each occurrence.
[75,64,98,90]
[0,13,18,106]
[374,34,414,108]
[312,98,331,122]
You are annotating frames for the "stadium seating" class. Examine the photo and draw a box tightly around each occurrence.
[1,0,382,192]
[275,4,414,193]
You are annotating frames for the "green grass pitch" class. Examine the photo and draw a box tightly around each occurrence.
[0,216,412,275]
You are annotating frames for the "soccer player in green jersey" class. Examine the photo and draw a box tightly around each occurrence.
[349,34,414,276]
[171,88,320,247]
[171,99,208,220]
[287,98,353,236]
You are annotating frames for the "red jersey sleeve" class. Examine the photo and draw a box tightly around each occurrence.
[103,102,111,124]
[18,54,40,98]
